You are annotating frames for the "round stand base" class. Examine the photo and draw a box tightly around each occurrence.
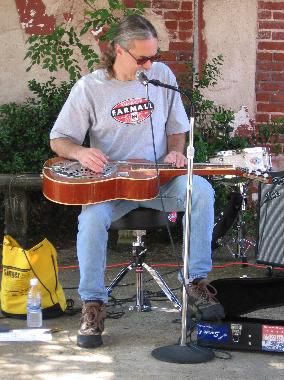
[151,344,214,364]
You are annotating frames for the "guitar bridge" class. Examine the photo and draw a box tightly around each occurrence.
[117,172,129,177]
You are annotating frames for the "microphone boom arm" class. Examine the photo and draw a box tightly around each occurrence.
[147,79,192,101]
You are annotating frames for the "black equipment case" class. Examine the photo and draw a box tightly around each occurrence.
[196,277,284,353]
[197,317,284,353]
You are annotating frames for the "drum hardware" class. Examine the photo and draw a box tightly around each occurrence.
[213,181,256,262]
[212,191,243,250]
[210,147,271,262]
[226,182,256,262]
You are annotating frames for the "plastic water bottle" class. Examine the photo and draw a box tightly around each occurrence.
[27,278,42,328]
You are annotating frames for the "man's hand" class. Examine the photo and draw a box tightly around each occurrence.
[50,138,108,173]
[164,150,187,168]
[77,148,109,173]
[165,133,187,167]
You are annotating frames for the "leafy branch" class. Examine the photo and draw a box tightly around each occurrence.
[0,78,72,173]
[180,56,243,162]
[25,0,145,80]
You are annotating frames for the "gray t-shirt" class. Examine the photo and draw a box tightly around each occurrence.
[50,62,190,162]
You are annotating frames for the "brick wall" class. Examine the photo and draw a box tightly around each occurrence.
[12,0,284,136]
[149,0,194,77]
[123,0,194,81]
[256,1,284,125]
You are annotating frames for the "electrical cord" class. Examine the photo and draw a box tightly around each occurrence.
[145,83,188,292]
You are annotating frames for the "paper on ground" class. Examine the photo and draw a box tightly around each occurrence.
[0,328,52,342]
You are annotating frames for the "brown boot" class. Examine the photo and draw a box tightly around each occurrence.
[187,278,225,321]
[77,301,106,348]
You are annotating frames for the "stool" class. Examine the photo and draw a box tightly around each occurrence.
[107,208,182,312]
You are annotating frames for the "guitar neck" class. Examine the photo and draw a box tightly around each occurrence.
[127,162,271,184]
[126,161,239,176]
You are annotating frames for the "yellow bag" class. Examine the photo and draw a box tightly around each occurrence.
[0,235,67,318]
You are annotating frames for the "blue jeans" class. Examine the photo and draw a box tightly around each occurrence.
[77,174,215,302]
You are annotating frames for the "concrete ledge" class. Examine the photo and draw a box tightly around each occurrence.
[0,173,42,191]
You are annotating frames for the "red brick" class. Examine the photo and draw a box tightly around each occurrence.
[272,31,284,40]
[274,52,284,60]
[15,0,56,35]
[272,72,284,80]
[179,21,193,30]
[257,62,284,71]
[175,51,192,61]
[256,72,271,81]
[259,20,284,29]
[257,103,284,112]
[274,11,284,20]
[259,82,284,91]
[152,1,180,9]
[258,30,272,39]
[164,10,193,20]
[160,51,177,61]
[256,93,270,101]
[63,13,73,22]
[165,20,178,31]
[259,2,284,11]
[255,113,270,123]
[258,41,284,50]
[169,41,193,50]
[257,52,273,61]
[258,10,272,19]
[271,93,284,102]
[179,31,192,40]
[167,62,188,73]
[181,1,193,10]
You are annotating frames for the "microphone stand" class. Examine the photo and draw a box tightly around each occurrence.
[143,79,214,363]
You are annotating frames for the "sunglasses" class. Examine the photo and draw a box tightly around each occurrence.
[124,49,160,65]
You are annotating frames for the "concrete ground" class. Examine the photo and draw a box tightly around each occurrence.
[0,228,284,380]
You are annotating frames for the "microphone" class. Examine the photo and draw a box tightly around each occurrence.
[136,70,178,90]
[136,70,149,85]
[136,70,194,123]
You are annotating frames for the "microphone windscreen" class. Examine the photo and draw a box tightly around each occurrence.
[136,70,148,84]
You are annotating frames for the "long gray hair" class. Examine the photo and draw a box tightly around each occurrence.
[97,15,158,78]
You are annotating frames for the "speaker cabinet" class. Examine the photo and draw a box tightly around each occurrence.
[256,172,284,267]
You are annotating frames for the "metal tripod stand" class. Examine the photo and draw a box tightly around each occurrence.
[107,230,182,311]
[222,181,256,262]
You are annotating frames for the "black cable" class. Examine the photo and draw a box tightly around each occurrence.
[145,83,187,290]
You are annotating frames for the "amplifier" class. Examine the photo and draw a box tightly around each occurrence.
[197,317,284,353]
[256,172,284,267]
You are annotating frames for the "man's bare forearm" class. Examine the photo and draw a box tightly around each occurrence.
[50,138,85,160]
[167,133,186,154]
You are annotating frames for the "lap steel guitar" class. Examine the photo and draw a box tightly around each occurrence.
[42,157,271,205]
